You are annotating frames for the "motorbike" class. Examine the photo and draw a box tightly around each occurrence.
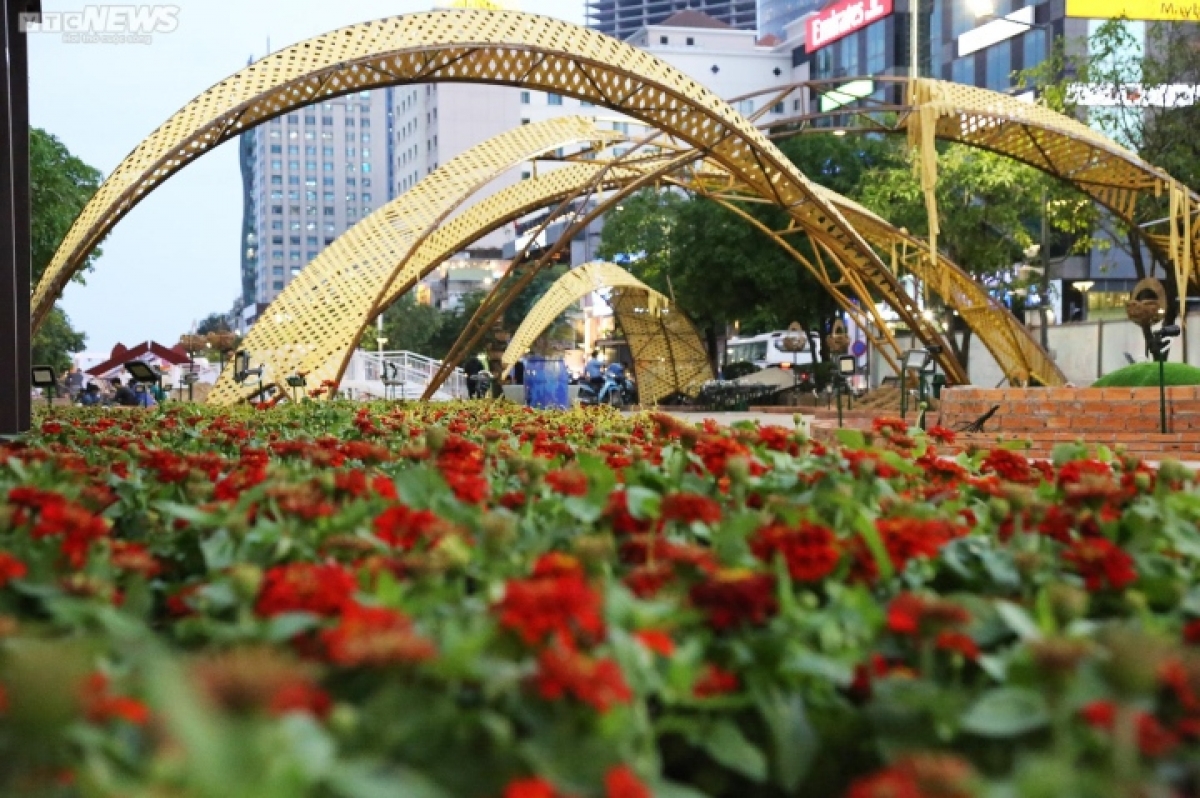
[578,372,635,408]
[467,370,492,399]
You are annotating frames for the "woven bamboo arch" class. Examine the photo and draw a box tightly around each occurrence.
[501,261,713,404]
[34,9,958,379]
[206,116,623,405]
[741,77,1197,305]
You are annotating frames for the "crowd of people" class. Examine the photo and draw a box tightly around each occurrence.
[58,367,166,408]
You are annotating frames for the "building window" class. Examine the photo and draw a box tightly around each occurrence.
[270,190,283,200]
[304,115,315,125]
[272,281,284,290]
[305,161,317,171]
[324,207,335,216]
[325,237,334,245]
[322,116,333,125]
[287,114,298,124]
[362,193,372,203]
[346,118,355,127]
[345,147,356,158]
[271,160,282,171]
[269,127,280,135]
[659,35,668,44]
[772,102,784,114]
[520,91,531,104]
[521,118,530,125]
[324,146,335,157]
[290,205,301,215]
[548,93,563,105]
[288,130,298,140]
[361,119,370,128]
[270,144,282,154]
[362,163,372,173]
[346,177,356,187]
[324,222,335,232]
[272,266,284,276]
[271,221,283,230]
[867,22,886,73]
[686,37,695,45]
[951,56,974,85]
[271,205,282,215]
[362,133,371,143]
[363,178,372,187]
[289,190,300,201]
[289,235,300,245]
[323,177,335,186]
[307,236,318,246]
[348,208,357,219]
[521,171,531,180]
[291,221,302,230]
[324,191,335,202]
[287,145,299,155]
[290,252,301,261]
[272,235,283,245]
[289,176,300,185]
[324,162,334,172]
[307,251,317,261]
[272,250,283,260]
[305,130,315,140]
[581,100,594,107]
[738,99,754,115]
[270,175,282,185]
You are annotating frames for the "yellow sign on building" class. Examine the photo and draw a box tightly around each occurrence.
[1065,0,1200,21]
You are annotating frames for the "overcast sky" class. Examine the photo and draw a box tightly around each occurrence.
[28,1,585,355]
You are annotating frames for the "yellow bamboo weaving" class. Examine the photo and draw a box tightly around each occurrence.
[501,261,712,404]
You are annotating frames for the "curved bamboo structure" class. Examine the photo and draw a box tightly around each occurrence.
[34,8,955,380]
[501,261,713,404]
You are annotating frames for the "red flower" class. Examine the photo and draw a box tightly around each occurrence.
[605,765,651,798]
[751,521,840,582]
[444,471,489,504]
[872,417,907,435]
[851,517,963,583]
[108,541,162,578]
[0,683,7,715]
[981,448,1034,484]
[605,491,655,535]
[935,631,980,661]
[1184,619,1200,645]
[80,672,150,727]
[886,593,971,637]
[1062,538,1136,592]
[319,604,437,667]
[693,663,739,697]
[503,777,558,798]
[926,425,957,445]
[255,562,357,618]
[846,754,977,798]
[533,642,632,713]
[545,468,589,497]
[689,570,778,630]
[30,499,111,569]
[495,562,605,647]
[1080,700,1178,757]
[268,680,333,720]
[661,492,722,525]
[373,504,445,551]
[0,553,27,588]
[632,629,675,657]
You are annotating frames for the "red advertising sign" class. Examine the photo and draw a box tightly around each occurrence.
[806,0,893,51]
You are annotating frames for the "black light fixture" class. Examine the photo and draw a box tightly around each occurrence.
[31,366,58,408]
[773,67,782,76]
[124,360,161,385]
[710,64,720,74]
[900,349,933,422]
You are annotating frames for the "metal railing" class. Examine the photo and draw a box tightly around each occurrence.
[344,350,468,401]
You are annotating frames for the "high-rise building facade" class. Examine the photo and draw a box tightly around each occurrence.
[240,89,392,305]
[758,0,824,39]
[587,0,757,41]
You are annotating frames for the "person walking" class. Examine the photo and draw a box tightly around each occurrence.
[584,350,604,393]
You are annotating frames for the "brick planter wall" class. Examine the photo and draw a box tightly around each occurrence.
[936,387,1200,460]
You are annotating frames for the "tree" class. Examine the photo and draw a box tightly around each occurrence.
[195,313,232,335]
[30,129,102,368]
[1020,20,1200,288]
[366,292,446,357]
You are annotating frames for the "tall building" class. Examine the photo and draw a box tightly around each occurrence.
[587,0,757,41]
[758,0,823,39]
[239,88,392,306]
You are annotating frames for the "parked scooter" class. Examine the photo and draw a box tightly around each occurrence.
[467,370,492,399]
[578,366,634,408]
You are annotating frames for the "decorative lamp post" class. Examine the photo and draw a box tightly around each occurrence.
[1126,278,1174,433]
[778,322,809,403]
[206,331,238,371]
[178,335,208,402]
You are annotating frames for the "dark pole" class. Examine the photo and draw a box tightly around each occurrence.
[1160,354,1167,434]
[0,0,38,436]
[1039,188,1050,350]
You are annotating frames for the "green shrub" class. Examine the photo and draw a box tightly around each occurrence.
[1092,361,1200,387]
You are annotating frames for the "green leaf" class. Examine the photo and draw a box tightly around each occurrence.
[853,513,894,582]
[960,687,1048,738]
[703,720,768,783]
[994,600,1043,641]
[835,428,866,449]
[199,528,236,571]
[652,782,712,798]
[326,762,453,798]
[265,613,322,642]
[625,485,662,521]
[752,686,817,791]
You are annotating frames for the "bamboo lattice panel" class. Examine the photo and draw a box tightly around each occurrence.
[207,116,621,405]
[501,262,667,370]
[610,287,714,403]
[499,260,712,404]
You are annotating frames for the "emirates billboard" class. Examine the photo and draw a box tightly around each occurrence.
[806,0,893,51]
